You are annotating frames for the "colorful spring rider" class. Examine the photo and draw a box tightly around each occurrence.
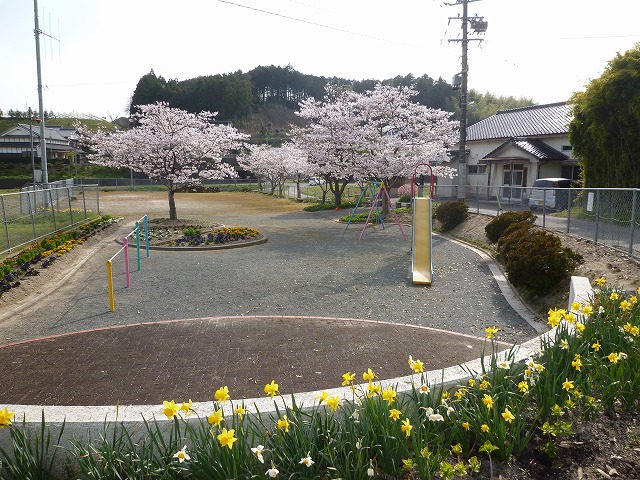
[411,163,434,285]
[106,215,150,311]
[344,181,406,241]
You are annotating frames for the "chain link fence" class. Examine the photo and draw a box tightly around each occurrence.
[0,184,100,255]
[442,185,640,260]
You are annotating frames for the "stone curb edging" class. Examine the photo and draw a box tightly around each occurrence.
[1,277,593,451]
[115,234,268,251]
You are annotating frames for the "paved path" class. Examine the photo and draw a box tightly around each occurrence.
[0,199,543,405]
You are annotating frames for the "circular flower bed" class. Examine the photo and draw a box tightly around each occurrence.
[171,226,260,247]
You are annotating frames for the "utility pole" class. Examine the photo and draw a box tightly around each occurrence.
[33,0,48,185]
[448,0,487,199]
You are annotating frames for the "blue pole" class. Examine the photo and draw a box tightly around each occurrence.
[144,214,150,257]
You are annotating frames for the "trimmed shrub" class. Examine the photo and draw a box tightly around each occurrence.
[435,200,469,231]
[496,221,535,258]
[499,229,583,296]
[484,210,537,243]
[303,201,357,212]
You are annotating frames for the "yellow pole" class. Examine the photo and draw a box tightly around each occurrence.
[107,260,115,312]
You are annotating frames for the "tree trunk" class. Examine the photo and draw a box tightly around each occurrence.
[168,181,177,220]
[296,174,301,199]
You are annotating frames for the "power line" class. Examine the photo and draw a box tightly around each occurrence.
[217,0,400,45]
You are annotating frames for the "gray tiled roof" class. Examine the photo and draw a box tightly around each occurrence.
[467,102,571,141]
[483,138,568,161]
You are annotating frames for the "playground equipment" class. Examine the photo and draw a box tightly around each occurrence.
[344,181,406,241]
[411,164,434,285]
[106,215,150,311]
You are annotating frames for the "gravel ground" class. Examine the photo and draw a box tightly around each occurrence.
[0,193,541,346]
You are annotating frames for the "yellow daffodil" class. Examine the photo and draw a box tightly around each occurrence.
[207,408,224,427]
[315,391,329,404]
[630,295,638,305]
[216,427,237,449]
[162,400,179,419]
[591,341,602,352]
[277,415,290,432]
[264,380,279,397]
[620,300,632,311]
[341,371,356,386]
[607,352,620,364]
[630,325,639,337]
[485,326,499,339]
[564,312,577,324]
[610,291,620,301]
[381,387,397,405]
[367,382,381,398]
[411,359,425,373]
[400,418,412,437]
[482,394,494,410]
[594,276,606,287]
[479,379,490,390]
[571,301,582,312]
[481,423,490,433]
[452,443,463,455]
[575,322,586,334]
[326,396,341,412]
[362,368,375,381]
[389,408,402,420]
[179,399,193,416]
[467,379,476,387]
[547,308,565,328]
[461,421,471,430]
[214,386,230,403]
[402,458,417,471]
[582,304,594,315]
[0,407,14,428]
[501,408,515,424]
[234,406,246,418]
[562,378,575,391]
[560,339,570,350]
[518,381,529,393]
[420,446,432,459]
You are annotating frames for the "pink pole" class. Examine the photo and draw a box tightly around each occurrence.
[124,237,131,288]
[359,187,383,240]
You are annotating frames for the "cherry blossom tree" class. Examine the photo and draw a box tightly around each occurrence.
[292,84,458,206]
[76,102,248,219]
[238,143,308,196]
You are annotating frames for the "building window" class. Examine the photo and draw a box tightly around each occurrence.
[467,165,486,175]
[561,145,573,152]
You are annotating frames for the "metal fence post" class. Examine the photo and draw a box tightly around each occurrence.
[136,221,141,271]
[25,191,36,240]
[542,189,547,228]
[49,189,57,232]
[566,189,572,234]
[82,186,87,218]
[67,187,73,225]
[1,196,9,251]
[594,189,600,244]
[97,187,100,215]
[629,189,637,257]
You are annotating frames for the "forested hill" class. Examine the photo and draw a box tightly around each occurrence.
[130,65,533,135]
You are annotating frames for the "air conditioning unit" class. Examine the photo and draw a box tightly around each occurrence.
[452,74,461,89]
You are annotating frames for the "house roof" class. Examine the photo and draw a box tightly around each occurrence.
[0,124,69,143]
[467,102,571,141]
[482,138,569,162]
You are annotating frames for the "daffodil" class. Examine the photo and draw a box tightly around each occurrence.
[251,445,265,463]
[362,368,375,381]
[501,408,515,424]
[367,382,381,398]
[400,418,413,437]
[571,301,582,312]
[214,386,230,403]
[461,421,471,430]
[518,381,529,393]
[562,378,575,391]
[266,465,279,477]
[264,380,279,397]
[594,276,606,287]
[207,408,224,427]
[179,399,193,416]
[277,415,290,432]
[326,396,340,411]
[234,405,246,418]
[482,394,494,410]
[479,379,490,390]
[411,359,425,373]
[547,308,565,328]
[571,355,583,371]
[485,326,499,339]
[341,372,356,386]
[560,339,570,350]
[217,428,237,449]
[381,387,396,405]
[591,341,602,352]
[419,384,430,393]
[389,408,402,420]
[0,407,15,428]
[620,300,632,311]
[582,304,594,315]
[429,413,445,422]
[607,352,620,364]
[299,452,315,467]
[162,400,179,419]
[481,423,490,433]
[173,445,190,463]
[575,322,586,334]
[402,458,417,471]
[315,391,329,404]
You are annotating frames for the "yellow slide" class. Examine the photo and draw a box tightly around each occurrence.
[412,197,433,285]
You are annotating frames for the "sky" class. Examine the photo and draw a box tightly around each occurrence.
[1,0,638,120]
